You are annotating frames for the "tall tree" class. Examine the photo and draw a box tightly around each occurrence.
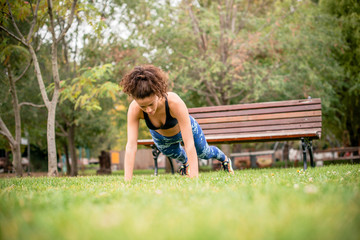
[0,44,33,176]
[0,0,78,176]
[54,4,139,174]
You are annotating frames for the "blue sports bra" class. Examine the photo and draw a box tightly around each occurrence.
[143,97,178,130]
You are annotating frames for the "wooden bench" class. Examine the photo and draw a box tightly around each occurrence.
[138,98,322,174]
[314,147,360,163]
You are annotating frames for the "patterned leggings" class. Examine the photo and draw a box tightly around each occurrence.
[150,115,226,164]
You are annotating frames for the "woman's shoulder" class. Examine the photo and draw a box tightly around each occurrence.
[167,92,182,102]
[167,92,187,110]
[128,100,143,119]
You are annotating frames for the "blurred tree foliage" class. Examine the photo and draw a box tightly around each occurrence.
[73,34,151,151]
[119,0,323,106]
[319,0,360,146]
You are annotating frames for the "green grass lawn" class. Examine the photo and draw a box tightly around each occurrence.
[1,165,359,240]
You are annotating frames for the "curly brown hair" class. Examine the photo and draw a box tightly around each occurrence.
[120,65,168,99]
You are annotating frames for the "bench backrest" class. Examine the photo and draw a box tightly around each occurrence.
[188,98,322,143]
[138,98,322,145]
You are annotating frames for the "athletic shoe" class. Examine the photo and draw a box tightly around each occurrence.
[222,158,234,174]
[179,163,190,176]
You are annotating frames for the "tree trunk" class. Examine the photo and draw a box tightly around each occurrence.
[27,45,58,176]
[63,142,71,175]
[27,28,61,177]
[47,104,58,176]
[11,145,22,175]
[47,19,63,176]
[7,64,23,177]
[68,124,78,176]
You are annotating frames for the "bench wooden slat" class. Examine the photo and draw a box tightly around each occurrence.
[202,122,322,135]
[191,104,321,119]
[138,139,155,145]
[138,128,321,145]
[196,110,321,124]
[314,147,360,153]
[188,98,321,114]
[200,116,322,130]
[315,156,360,161]
[203,129,321,143]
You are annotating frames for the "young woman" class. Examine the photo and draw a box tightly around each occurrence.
[120,65,234,181]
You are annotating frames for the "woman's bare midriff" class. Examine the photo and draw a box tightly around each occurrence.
[155,124,181,137]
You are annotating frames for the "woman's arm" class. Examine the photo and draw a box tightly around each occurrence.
[168,93,199,178]
[124,101,140,181]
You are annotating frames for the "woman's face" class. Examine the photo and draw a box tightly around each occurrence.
[135,95,159,116]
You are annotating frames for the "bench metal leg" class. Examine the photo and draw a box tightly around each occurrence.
[151,144,175,176]
[168,157,175,174]
[308,140,315,167]
[151,144,161,176]
[301,138,308,170]
[301,138,315,170]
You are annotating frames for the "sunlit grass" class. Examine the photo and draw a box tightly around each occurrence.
[1,165,359,240]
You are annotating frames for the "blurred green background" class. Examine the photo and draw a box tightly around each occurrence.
[1,0,359,173]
